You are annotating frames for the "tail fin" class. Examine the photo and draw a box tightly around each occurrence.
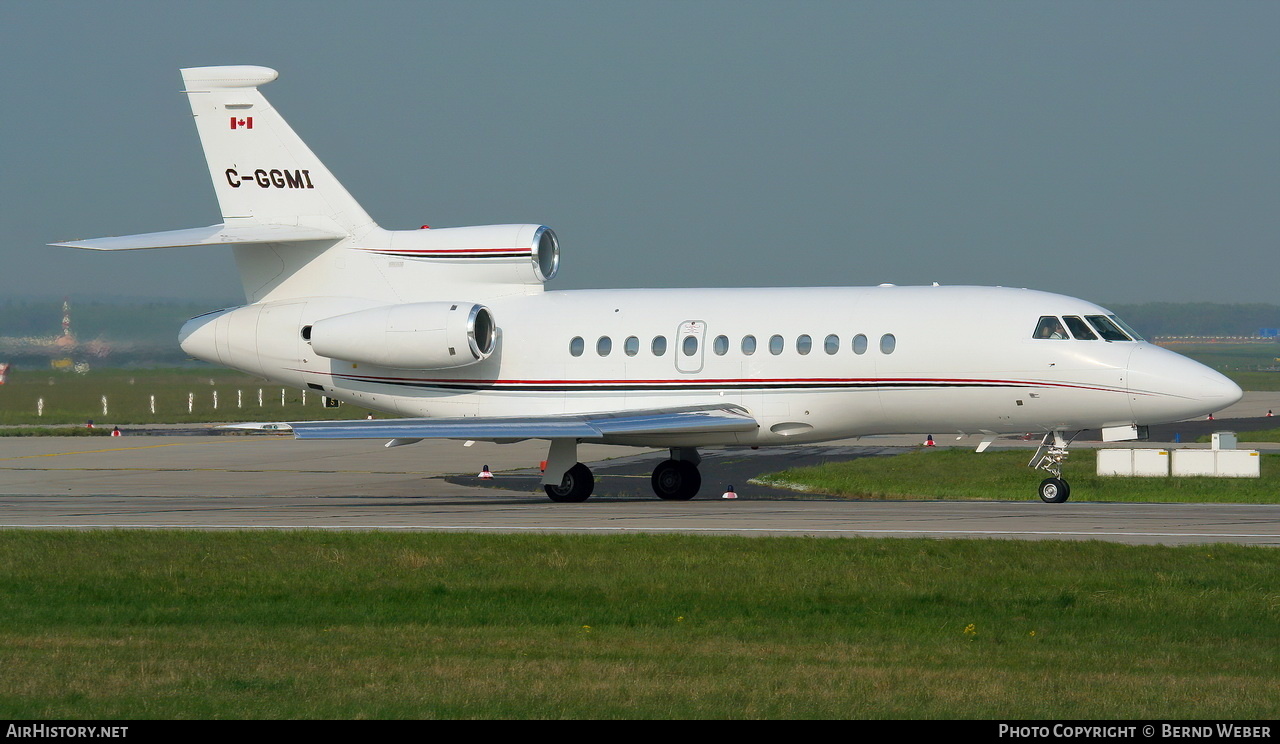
[180,66,374,233]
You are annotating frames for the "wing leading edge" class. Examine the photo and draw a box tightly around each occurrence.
[285,404,757,442]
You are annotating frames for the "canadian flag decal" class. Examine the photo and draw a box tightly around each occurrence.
[230,117,253,130]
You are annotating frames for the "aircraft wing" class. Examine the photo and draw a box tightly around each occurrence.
[51,223,345,251]
[284,404,758,442]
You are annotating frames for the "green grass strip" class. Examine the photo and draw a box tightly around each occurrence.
[755,449,1280,503]
[0,530,1275,719]
[1198,428,1280,444]
[0,367,376,425]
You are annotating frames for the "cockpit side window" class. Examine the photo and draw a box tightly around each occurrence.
[1085,315,1131,341]
[1033,316,1068,340]
[1062,316,1097,340]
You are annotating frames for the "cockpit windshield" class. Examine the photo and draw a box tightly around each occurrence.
[1062,316,1097,340]
[1085,315,1132,341]
[1109,314,1145,342]
[1033,314,1140,342]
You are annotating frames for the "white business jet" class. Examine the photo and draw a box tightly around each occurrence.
[54,66,1242,503]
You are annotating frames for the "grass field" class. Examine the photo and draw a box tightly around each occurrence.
[755,449,1280,503]
[1199,428,1280,444]
[0,530,1276,719]
[1171,343,1280,391]
[0,367,375,425]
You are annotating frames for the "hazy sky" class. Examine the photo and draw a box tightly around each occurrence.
[3,1,1276,306]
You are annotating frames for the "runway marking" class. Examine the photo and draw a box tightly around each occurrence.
[0,524,1274,540]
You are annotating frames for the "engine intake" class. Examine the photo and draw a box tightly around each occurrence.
[310,302,496,370]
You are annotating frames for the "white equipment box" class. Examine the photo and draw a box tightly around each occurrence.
[1171,449,1261,478]
[1096,449,1170,477]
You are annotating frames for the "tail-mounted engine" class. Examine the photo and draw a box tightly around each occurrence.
[310,301,496,370]
[384,224,559,287]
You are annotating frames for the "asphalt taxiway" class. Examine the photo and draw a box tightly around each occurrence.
[1,431,1277,545]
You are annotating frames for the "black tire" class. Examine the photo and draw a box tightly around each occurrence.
[1038,477,1070,503]
[544,462,594,502]
[651,460,702,501]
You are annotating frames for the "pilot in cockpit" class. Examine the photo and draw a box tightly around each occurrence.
[1034,316,1068,340]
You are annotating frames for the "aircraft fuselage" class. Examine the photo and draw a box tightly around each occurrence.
[180,283,1237,447]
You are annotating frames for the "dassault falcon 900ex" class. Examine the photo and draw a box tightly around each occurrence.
[55,66,1242,503]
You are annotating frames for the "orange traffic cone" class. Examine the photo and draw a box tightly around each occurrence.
[924,435,935,447]
[722,485,737,499]
[478,465,493,479]
[110,426,121,437]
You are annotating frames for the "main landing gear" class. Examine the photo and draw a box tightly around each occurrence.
[1029,431,1073,503]
[543,462,594,503]
[650,448,702,501]
[541,443,705,502]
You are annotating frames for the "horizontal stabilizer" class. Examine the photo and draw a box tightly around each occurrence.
[287,405,758,442]
[52,223,346,251]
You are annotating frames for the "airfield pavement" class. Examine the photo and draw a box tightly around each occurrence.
[0,392,1278,545]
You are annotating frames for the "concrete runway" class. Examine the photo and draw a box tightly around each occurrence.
[1,433,1278,546]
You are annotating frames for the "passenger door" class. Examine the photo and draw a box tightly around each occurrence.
[675,320,706,374]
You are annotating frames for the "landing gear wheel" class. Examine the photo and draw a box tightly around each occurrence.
[651,460,702,501]
[1038,477,1071,504]
[544,462,594,502]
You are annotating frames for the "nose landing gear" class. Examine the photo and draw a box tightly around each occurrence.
[1030,431,1074,503]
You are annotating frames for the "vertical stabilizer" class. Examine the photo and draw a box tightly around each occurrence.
[180,66,374,233]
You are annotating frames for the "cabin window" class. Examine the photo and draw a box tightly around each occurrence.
[741,335,757,355]
[1062,316,1097,340]
[624,336,639,356]
[597,336,612,356]
[1086,315,1132,341]
[852,334,868,355]
[713,335,729,356]
[652,336,668,356]
[570,336,585,356]
[796,334,812,355]
[880,333,896,354]
[1033,316,1068,340]
[769,335,784,355]
[301,325,312,341]
[682,335,699,356]
[824,334,839,355]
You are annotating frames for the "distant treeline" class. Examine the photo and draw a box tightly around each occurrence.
[0,299,234,367]
[0,299,228,341]
[1107,303,1280,338]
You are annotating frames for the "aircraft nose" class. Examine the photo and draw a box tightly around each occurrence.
[1126,345,1243,424]
[1197,368,1245,404]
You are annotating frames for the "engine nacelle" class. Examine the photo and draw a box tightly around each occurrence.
[386,224,559,286]
[310,302,496,370]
